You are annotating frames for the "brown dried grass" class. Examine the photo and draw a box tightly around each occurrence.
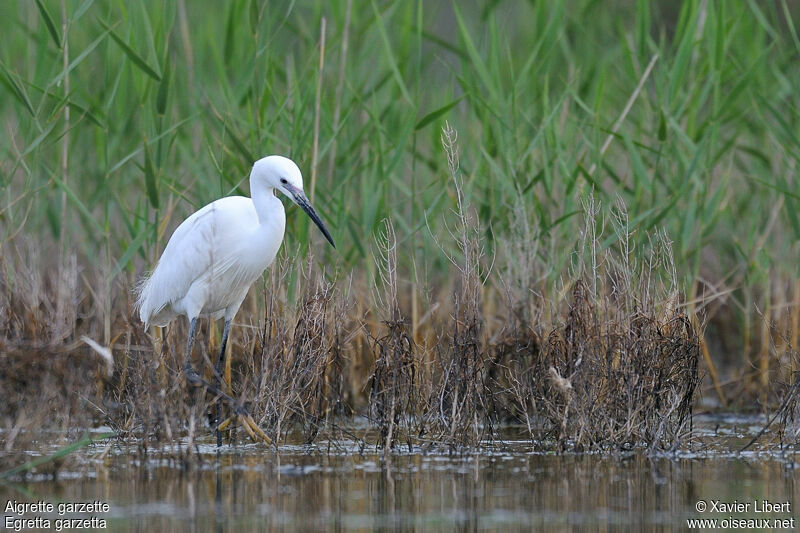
[0,128,734,465]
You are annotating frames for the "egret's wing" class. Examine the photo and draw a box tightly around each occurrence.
[137,196,257,325]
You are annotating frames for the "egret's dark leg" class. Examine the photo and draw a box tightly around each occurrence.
[183,317,235,403]
[183,317,199,380]
[215,319,232,377]
[181,317,270,445]
[214,319,232,448]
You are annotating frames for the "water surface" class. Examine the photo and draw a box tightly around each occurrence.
[1,415,798,531]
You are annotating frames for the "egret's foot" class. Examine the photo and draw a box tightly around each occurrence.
[182,364,231,402]
[217,412,271,444]
[183,364,204,387]
[183,365,270,444]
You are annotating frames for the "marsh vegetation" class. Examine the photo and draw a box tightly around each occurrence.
[1,0,800,479]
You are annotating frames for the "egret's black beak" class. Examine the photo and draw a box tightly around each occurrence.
[288,186,335,248]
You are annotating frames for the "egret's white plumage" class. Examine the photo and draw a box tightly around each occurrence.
[137,194,285,327]
[136,155,334,446]
[137,155,334,328]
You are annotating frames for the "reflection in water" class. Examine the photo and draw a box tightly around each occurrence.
[0,417,798,531]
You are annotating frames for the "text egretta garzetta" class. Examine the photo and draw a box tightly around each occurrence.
[137,155,335,445]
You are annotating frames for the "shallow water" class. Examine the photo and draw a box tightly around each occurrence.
[1,415,798,532]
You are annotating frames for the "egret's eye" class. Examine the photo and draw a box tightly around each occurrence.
[280,178,288,185]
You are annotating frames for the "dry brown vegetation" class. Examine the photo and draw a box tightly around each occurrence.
[2,231,796,467]
[5,128,800,474]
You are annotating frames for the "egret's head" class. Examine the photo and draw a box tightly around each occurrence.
[252,155,303,195]
[251,155,335,248]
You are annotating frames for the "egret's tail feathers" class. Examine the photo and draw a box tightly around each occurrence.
[134,274,157,327]
[135,269,177,328]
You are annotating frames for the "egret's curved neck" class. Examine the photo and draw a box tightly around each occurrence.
[250,177,285,226]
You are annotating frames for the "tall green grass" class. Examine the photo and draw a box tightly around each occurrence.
[1,0,799,381]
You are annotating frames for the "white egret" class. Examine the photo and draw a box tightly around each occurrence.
[137,155,335,445]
